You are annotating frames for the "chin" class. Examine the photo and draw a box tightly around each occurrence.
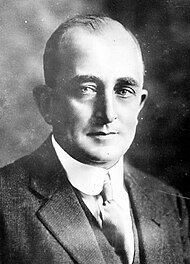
[84,146,125,167]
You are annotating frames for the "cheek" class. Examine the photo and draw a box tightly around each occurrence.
[118,102,140,127]
[70,100,93,126]
[54,98,93,129]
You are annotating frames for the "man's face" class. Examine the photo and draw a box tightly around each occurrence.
[50,26,147,168]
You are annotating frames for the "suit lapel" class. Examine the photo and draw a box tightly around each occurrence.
[124,168,183,264]
[28,137,106,264]
[126,174,163,264]
[37,172,106,264]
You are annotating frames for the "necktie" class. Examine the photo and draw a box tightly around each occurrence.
[99,173,134,264]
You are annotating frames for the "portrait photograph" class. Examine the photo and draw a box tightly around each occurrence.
[0,1,190,263]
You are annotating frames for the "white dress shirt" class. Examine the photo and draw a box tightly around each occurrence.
[52,135,134,263]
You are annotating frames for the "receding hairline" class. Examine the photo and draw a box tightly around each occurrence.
[43,14,144,88]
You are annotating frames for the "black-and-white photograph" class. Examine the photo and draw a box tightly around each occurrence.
[0,1,190,263]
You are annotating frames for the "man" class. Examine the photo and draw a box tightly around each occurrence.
[0,15,189,264]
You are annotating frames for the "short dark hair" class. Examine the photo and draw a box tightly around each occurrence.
[43,14,142,88]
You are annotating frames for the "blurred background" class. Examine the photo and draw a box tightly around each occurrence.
[0,0,189,197]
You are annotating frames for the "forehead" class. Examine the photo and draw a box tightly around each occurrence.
[56,24,144,86]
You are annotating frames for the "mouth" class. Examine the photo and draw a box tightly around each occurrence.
[87,131,118,137]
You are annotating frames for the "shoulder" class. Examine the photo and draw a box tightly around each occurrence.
[0,135,53,187]
[0,135,62,201]
[0,154,31,195]
[124,164,190,261]
[124,162,179,196]
[124,163,188,221]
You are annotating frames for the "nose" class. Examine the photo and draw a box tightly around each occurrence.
[94,92,117,124]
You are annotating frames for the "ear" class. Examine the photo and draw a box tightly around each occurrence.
[139,89,148,111]
[33,84,54,125]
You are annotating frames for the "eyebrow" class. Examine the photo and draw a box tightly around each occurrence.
[116,77,139,87]
[71,75,102,85]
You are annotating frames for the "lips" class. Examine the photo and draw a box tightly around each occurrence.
[87,131,118,136]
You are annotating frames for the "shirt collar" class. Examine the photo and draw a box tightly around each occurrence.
[52,135,124,196]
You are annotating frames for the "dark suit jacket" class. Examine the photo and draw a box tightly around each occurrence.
[0,136,190,264]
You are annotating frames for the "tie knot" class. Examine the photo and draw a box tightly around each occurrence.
[101,172,113,204]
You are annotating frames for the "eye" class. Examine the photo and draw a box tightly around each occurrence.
[80,82,97,95]
[114,86,136,98]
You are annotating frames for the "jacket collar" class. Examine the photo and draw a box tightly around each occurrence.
[28,135,63,199]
